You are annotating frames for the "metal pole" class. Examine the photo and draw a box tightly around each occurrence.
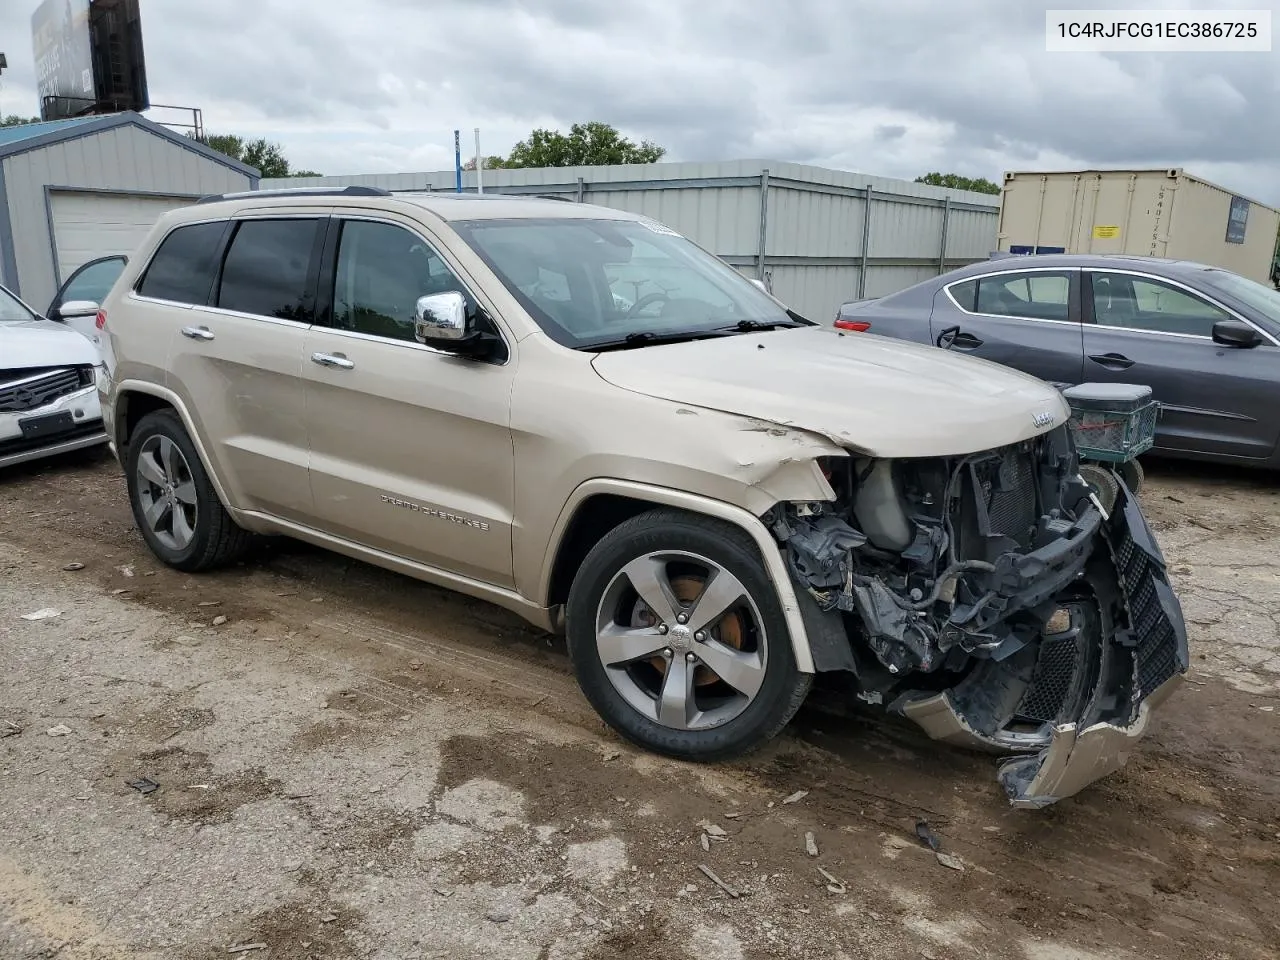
[454,130,462,193]
[757,169,770,280]
[474,128,483,194]
[937,196,952,275]
[858,185,873,298]
[576,177,585,202]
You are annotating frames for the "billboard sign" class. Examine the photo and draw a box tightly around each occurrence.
[32,0,94,120]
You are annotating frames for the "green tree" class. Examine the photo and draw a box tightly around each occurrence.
[188,131,320,178]
[915,172,1002,195]
[484,122,666,169]
[463,155,509,171]
[1,114,42,127]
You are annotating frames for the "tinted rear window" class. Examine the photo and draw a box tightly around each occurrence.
[136,221,227,305]
[216,219,318,321]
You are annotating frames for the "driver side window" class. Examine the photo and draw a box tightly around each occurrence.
[332,220,475,343]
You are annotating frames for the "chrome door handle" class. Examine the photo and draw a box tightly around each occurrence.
[181,325,215,341]
[311,352,355,370]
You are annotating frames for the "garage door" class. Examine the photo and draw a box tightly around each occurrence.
[49,191,192,283]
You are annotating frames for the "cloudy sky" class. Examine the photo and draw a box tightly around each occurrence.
[2,0,1278,202]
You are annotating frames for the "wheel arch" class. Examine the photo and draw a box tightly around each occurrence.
[112,381,236,512]
[539,479,816,674]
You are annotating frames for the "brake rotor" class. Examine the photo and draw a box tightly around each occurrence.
[630,574,744,687]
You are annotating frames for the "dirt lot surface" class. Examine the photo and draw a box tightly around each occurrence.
[2,450,1278,960]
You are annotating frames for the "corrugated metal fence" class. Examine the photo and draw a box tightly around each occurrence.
[266,160,1000,323]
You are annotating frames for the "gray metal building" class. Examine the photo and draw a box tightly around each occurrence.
[269,160,1001,322]
[0,111,258,312]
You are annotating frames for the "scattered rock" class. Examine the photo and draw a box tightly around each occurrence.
[62,562,85,572]
[46,724,73,737]
[320,914,338,923]
[21,608,61,621]
[915,820,942,851]
[603,750,620,761]
[212,615,229,626]
[700,833,710,852]
[110,589,129,595]
[804,832,819,857]
[433,888,452,898]
[117,565,134,578]
[198,601,221,607]
[126,777,160,795]
[699,822,728,839]
[226,944,267,955]
[486,911,512,923]
[782,790,809,805]
[935,852,965,872]
[1,721,22,738]
[409,660,425,671]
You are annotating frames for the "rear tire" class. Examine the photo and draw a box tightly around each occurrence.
[1118,458,1145,497]
[1079,462,1119,515]
[125,410,253,572]
[565,508,811,762]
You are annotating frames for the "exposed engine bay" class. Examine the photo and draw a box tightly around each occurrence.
[766,424,1189,808]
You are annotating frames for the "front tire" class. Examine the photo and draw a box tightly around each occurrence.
[125,410,252,572]
[565,508,811,762]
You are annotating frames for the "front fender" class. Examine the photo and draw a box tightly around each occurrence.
[538,478,820,674]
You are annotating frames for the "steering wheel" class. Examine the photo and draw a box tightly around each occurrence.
[626,291,671,318]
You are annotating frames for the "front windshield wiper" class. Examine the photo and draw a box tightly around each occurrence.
[587,329,735,352]
[725,319,803,332]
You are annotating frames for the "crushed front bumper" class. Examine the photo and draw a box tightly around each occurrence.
[900,479,1189,808]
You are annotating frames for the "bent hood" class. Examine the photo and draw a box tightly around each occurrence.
[591,326,1070,458]
[0,319,99,369]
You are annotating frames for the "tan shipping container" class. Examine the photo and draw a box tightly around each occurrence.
[996,169,1280,285]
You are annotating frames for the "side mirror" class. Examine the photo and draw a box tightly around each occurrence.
[414,291,498,359]
[1211,319,1263,348]
[414,292,468,343]
[56,299,100,320]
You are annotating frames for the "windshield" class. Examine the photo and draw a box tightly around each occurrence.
[1200,269,1280,327]
[0,285,37,323]
[451,217,803,348]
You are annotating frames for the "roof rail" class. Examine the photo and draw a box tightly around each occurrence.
[196,185,392,204]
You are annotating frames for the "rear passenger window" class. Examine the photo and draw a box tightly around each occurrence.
[947,279,977,311]
[216,219,319,321]
[136,221,227,305]
[974,271,1072,322]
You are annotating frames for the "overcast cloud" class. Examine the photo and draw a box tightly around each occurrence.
[1,0,1277,202]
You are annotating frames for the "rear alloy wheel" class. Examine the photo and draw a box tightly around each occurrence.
[125,410,253,572]
[566,509,811,761]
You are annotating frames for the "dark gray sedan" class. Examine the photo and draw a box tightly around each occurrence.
[835,254,1280,469]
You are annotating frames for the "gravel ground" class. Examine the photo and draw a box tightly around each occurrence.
[1,449,1277,960]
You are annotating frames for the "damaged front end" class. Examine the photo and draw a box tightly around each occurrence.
[765,424,1188,808]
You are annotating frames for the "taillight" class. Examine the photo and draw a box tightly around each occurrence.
[834,319,871,332]
[95,309,107,330]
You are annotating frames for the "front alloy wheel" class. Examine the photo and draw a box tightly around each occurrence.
[595,552,769,731]
[566,509,811,761]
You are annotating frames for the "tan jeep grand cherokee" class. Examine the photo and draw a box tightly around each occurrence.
[94,187,1187,807]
